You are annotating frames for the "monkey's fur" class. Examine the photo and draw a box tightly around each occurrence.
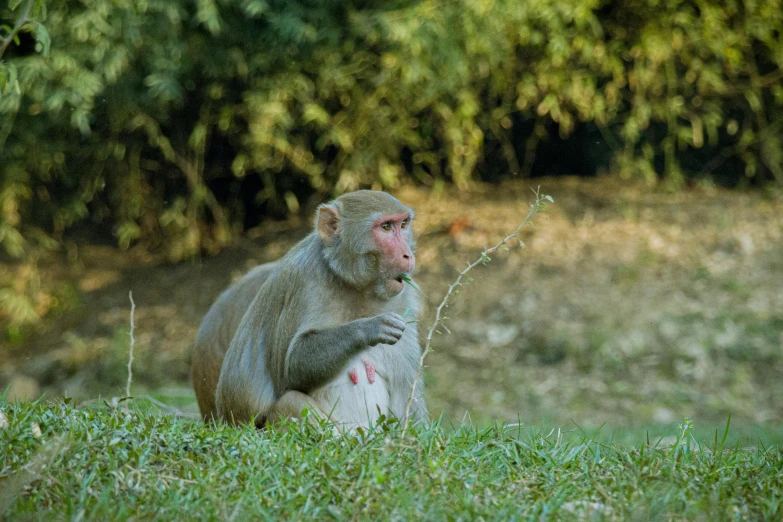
[192,191,428,429]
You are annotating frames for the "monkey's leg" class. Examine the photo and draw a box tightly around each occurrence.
[268,391,332,429]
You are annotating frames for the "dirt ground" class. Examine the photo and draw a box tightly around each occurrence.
[2,176,782,429]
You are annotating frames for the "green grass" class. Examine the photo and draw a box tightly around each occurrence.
[2,399,782,520]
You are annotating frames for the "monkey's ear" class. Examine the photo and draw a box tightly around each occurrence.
[316,204,340,244]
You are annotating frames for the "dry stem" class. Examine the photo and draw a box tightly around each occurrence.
[401,188,552,434]
[126,291,135,398]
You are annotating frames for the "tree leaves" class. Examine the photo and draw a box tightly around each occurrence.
[196,0,222,35]
[1,0,783,328]
[144,73,183,104]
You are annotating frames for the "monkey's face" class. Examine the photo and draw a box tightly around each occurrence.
[369,211,416,298]
[317,192,417,299]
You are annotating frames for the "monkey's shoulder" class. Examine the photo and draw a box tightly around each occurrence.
[265,237,332,289]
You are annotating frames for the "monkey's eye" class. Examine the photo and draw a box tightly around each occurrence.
[401,219,409,229]
[381,222,392,231]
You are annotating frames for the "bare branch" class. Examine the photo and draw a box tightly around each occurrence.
[401,188,552,434]
[0,0,35,60]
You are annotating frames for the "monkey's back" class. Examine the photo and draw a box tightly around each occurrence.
[191,262,279,421]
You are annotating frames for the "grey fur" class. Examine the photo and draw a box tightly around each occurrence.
[191,191,428,429]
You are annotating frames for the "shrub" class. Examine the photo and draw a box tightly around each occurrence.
[1,0,782,326]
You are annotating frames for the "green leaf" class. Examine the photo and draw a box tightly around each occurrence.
[399,274,425,295]
[33,22,50,56]
[189,123,207,151]
[196,0,222,34]
[144,74,183,103]
[242,0,268,17]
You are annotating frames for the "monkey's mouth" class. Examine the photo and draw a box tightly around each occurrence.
[388,275,406,293]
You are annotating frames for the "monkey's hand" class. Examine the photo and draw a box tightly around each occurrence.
[362,312,406,346]
[283,313,407,392]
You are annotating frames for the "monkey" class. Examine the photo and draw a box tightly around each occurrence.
[191,190,429,430]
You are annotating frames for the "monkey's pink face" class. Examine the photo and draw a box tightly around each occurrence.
[372,212,415,296]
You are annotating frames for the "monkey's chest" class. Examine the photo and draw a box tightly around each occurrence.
[311,356,390,429]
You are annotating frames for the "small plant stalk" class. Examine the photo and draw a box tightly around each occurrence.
[126,291,135,399]
[401,189,553,434]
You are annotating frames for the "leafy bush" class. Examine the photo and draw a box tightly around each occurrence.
[1,0,782,326]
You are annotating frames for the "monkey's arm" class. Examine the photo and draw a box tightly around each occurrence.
[284,313,405,392]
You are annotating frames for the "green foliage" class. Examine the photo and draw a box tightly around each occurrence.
[1,0,783,327]
[2,400,783,519]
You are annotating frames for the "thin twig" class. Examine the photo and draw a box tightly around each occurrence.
[0,0,35,60]
[76,395,199,420]
[158,474,198,484]
[401,188,552,434]
[126,291,135,399]
[136,395,200,420]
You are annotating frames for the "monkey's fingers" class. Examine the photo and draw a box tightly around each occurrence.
[381,312,406,327]
[380,326,405,344]
[379,315,406,333]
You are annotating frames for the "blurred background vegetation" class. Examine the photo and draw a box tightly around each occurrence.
[1,0,782,430]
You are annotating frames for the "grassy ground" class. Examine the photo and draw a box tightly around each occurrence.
[1,398,782,521]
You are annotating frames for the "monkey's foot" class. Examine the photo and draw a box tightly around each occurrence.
[363,360,376,384]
